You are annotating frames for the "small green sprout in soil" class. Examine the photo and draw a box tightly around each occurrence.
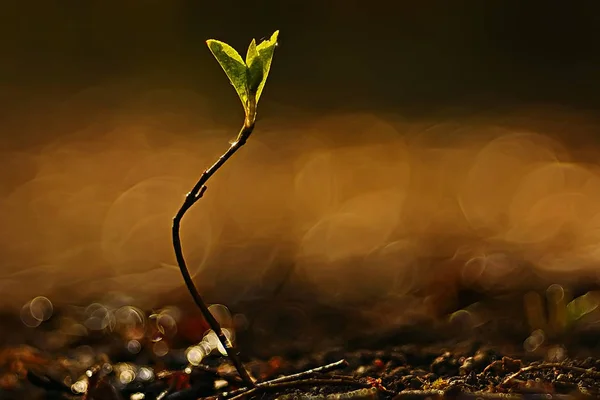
[171,30,279,388]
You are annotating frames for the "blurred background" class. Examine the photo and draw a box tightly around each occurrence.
[2,0,600,352]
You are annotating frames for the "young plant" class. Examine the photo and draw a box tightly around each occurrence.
[172,31,279,388]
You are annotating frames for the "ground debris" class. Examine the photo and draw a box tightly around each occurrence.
[0,344,597,400]
[3,305,600,400]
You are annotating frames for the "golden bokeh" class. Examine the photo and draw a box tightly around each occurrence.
[2,87,600,316]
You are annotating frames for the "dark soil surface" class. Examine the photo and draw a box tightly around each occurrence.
[3,294,600,400]
[4,338,600,400]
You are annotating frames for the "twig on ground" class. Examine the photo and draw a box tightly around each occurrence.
[222,360,351,400]
[394,391,591,400]
[172,123,255,388]
[227,378,371,400]
[391,389,446,399]
[480,360,502,375]
[500,362,600,388]
[266,360,350,386]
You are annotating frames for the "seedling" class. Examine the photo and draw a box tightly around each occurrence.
[172,31,279,388]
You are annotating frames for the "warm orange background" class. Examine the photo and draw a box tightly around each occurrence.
[1,1,600,315]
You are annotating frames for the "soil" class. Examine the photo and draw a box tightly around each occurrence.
[3,296,600,400]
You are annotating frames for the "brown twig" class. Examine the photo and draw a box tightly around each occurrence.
[264,359,350,386]
[227,378,371,400]
[480,360,502,375]
[172,121,255,388]
[500,362,600,388]
[391,389,446,399]
[222,359,349,399]
[395,391,587,400]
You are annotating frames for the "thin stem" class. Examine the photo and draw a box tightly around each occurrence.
[172,121,255,388]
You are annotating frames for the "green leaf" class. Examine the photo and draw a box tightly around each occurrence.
[245,39,264,95]
[206,39,249,109]
[254,30,279,102]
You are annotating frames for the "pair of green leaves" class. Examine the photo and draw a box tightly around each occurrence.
[206,31,279,122]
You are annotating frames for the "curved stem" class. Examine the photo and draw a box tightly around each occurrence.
[172,122,255,388]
